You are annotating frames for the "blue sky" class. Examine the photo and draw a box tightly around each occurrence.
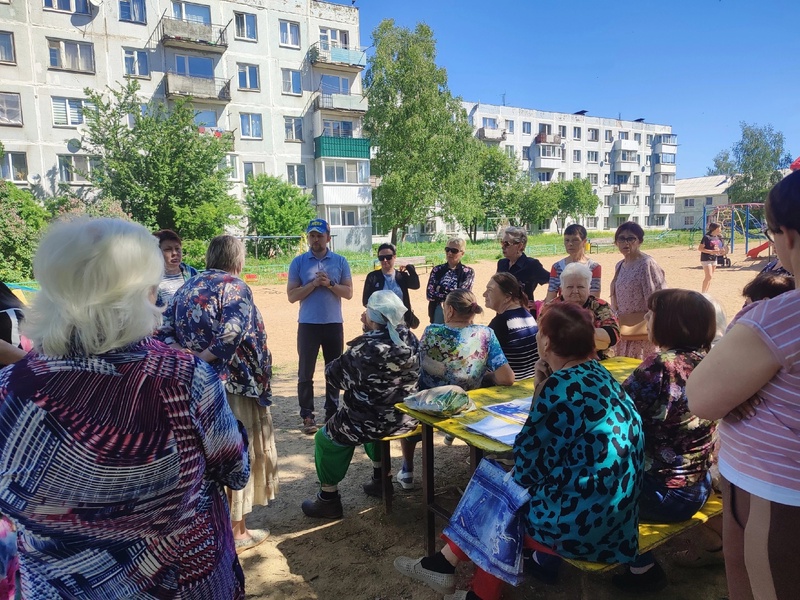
[354,0,799,178]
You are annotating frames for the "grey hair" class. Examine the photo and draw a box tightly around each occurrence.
[206,235,245,274]
[502,226,527,247]
[23,217,164,356]
[560,262,592,287]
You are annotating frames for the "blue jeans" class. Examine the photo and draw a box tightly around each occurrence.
[631,471,712,567]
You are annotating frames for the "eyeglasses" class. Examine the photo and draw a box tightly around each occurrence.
[377,254,395,261]
[500,241,520,248]
[445,247,461,254]
[763,227,779,242]
[616,236,639,244]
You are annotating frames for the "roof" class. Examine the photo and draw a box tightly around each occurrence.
[675,175,731,198]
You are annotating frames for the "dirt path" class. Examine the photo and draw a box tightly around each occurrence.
[240,245,763,599]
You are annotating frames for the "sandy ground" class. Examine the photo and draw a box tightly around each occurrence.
[239,245,768,600]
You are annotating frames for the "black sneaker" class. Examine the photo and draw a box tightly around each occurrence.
[363,476,393,498]
[611,561,668,593]
[301,493,343,519]
[523,550,562,585]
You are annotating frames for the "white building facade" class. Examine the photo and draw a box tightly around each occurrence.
[463,102,678,233]
[0,0,372,250]
[673,175,731,230]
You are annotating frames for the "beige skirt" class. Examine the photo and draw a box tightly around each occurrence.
[226,392,279,521]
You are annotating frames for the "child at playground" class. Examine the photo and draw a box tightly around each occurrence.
[698,223,727,293]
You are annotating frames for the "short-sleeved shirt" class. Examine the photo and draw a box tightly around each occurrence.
[418,324,508,391]
[488,306,538,380]
[288,249,352,324]
[548,258,602,296]
[700,235,723,262]
[496,254,549,300]
[719,291,800,506]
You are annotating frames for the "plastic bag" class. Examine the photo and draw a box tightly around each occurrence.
[403,385,474,416]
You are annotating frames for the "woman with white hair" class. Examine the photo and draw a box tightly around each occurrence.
[161,234,276,554]
[546,261,619,359]
[301,291,420,519]
[0,218,250,599]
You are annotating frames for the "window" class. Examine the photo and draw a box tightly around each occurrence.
[684,216,694,226]
[58,154,97,183]
[618,194,631,205]
[614,174,629,185]
[650,215,666,226]
[238,63,259,90]
[706,197,713,206]
[658,194,675,204]
[522,146,530,161]
[538,123,552,135]
[573,172,582,180]
[172,1,211,25]
[603,174,609,185]
[557,172,566,181]
[45,0,90,14]
[281,69,301,95]
[193,109,216,127]
[1,152,27,182]
[656,134,678,145]
[240,113,262,139]
[504,145,515,158]
[223,155,237,180]
[604,152,610,162]
[319,27,349,49]
[52,97,93,126]
[234,12,257,40]
[573,126,581,140]
[573,149,581,163]
[684,198,695,208]
[587,151,598,163]
[604,217,610,229]
[634,133,641,143]
[604,195,611,207]
[646,155,651,165]
[660,173,675,184]
[119,0,146,23]
[538,220,550,231]
[604,129,613,142]
[243,161,264,181]
[620,150,638,162]
[0,93,21,126]
[619,131,629,140]
[631,216,639,224]
[588,173,598,184]
[646,134,653,145]
[287,164,306,187]
[505,120,514,134]
[588,128,599,142]
[48,39,95,73]
[537,171,552,183]
[557,125,566,137]
[123,49,149,77]
[586,217,598,228]
[328,206,370,227]
[175,54,213,78]
[320,74,349,95]
[323,119,353,138]
[657,153,676,164]
[322,159,369,184]
[522,121,531,135]
[538,145,562,158]
[284,116,303,141]
[482,117,498,130]
[0,32,14,64]
[633,175,640,186]
[279,20,300,48]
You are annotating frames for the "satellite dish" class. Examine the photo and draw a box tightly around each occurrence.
[67,138,81,153]
[600,161,604,167]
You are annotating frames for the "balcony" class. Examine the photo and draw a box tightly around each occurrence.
[164,73,231,103]
[654,134,678,154]
[308,41,366,71]
[613,183,634,193]
[651,199,676,215]
[314,135,370,159]
[314,93,367,113]
[610,197,637,215]
[533,156,562,170]
[160,17,228,53]
[612,138,639,153]
[652,160,677,174]
[477,127,506,142]
[315,183,372,206]
[652,180,676,195]
[611,156,638,172]
[534,133,562,144]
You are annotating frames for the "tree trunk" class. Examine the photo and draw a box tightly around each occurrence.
[390,226,398,245]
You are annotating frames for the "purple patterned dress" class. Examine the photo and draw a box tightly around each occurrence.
[610,254,666,359]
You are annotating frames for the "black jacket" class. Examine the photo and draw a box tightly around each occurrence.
[362,265,420,325]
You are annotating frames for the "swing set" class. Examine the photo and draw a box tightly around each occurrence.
[692,203,769,257]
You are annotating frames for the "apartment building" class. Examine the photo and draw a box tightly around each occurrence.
[673,175,731,230]
[0,0,372,250]
[462,102,678,233]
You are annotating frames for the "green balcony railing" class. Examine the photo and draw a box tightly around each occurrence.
[314,135,371,159]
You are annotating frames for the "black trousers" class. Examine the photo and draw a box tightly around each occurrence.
[297,322,343,420]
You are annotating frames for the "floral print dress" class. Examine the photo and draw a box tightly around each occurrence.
[610,254,666,359]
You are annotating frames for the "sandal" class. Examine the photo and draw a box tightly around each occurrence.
[234,528,270,555]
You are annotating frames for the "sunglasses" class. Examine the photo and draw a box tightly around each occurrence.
[500,241,519,248]
[445,247,461,254]
[616,236,639,244]
[377,254,395,261]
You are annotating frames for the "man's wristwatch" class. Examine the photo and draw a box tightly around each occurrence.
[329,280,335,287]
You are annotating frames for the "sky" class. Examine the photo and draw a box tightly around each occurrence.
[352,0,799,178]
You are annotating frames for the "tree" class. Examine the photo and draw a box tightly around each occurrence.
[80,79,240,240]
[364,20,478,244]
[0,181,49,281]
[706,150,735,176]
[243,175,316,257]
[518,179,600,233]
[709,122,792,204]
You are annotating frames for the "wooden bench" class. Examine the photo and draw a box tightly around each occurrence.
[379,424,423,514]
[588,238,615,253]
[396,256,434,273]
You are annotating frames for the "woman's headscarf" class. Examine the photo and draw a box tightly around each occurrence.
[366,290,407,347]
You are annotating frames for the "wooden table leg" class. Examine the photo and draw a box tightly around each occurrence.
[469,446,484,474]
[421,422,435,556]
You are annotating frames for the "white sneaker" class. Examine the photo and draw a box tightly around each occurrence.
[396,467,414,490]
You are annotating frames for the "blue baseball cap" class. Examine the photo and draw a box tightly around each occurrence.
[306,218,330,234]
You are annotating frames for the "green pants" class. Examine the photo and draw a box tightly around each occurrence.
[314,427,382,487]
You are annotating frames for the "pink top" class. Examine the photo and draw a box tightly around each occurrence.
[718,290,800,506]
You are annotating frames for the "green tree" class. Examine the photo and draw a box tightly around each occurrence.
[0,181,49,281]
[80,79,240,239]
[517,181,559,229]
[706,150,735,176]
[710,122,792,204]
[243,174,316,257]
[364,20,478,244]
[518,179,599,233]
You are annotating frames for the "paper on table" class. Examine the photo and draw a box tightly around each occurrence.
[483,398,532,424]
[466,416,524,446]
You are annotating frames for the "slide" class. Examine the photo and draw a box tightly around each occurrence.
[747,241,771,259]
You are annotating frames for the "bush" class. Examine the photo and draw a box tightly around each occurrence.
[0,182,49,282]
[181,239,208,271]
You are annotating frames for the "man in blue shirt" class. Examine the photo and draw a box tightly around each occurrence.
[287,219,353,434]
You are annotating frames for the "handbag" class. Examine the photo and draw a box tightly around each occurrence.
[619,311,649,342]
[442,459,531,586]
[404,308,420,329]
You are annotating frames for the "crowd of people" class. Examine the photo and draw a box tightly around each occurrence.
[0,171,797,599]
